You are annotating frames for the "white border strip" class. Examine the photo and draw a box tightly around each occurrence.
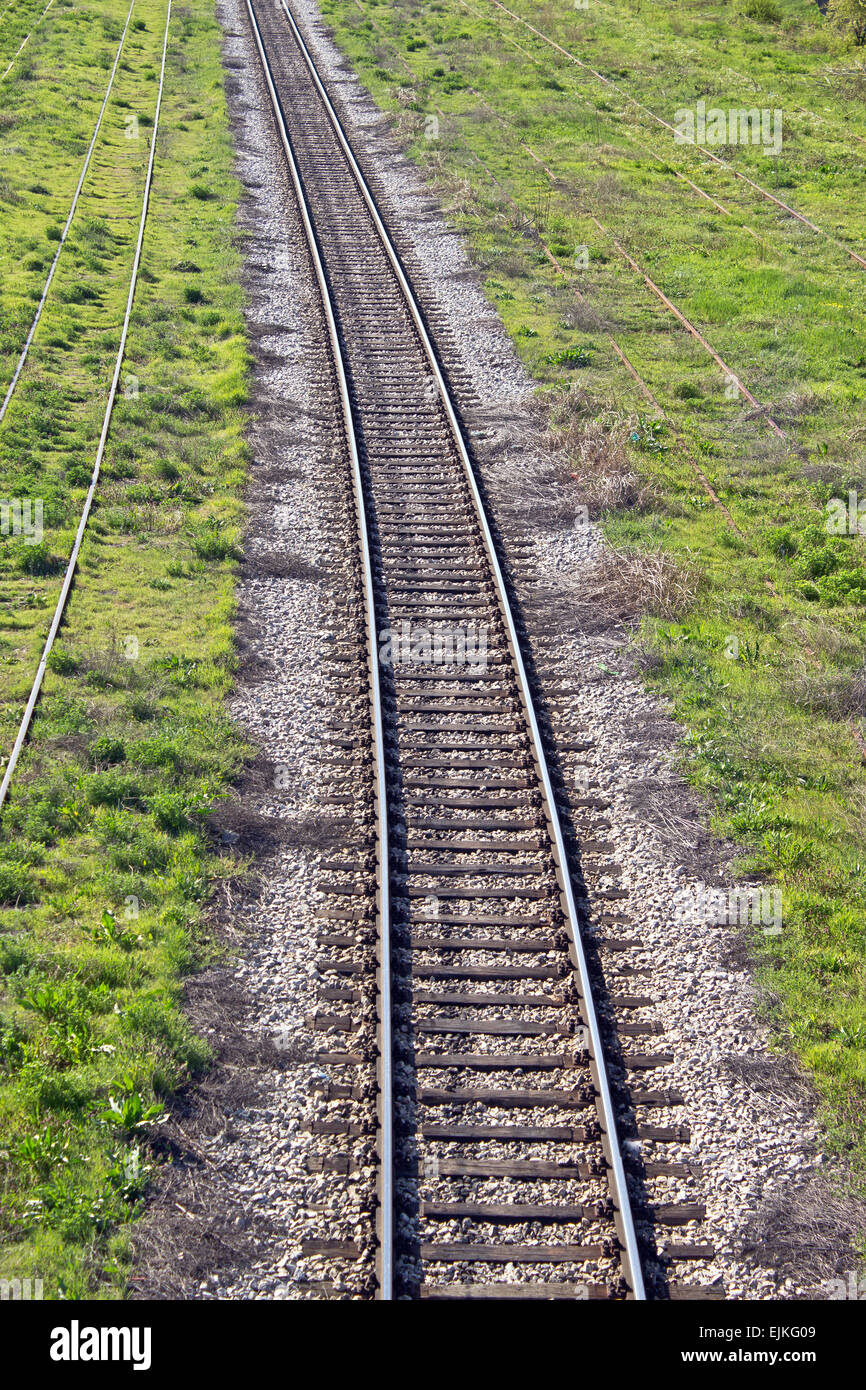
[0,0,172,810]
[0,0,135,422]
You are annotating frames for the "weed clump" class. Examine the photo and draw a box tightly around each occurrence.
[581,547,701,622]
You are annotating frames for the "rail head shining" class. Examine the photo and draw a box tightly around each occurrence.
[277,0,646,1300]
[245,0,394,1301]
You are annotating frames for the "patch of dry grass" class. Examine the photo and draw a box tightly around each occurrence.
[547,390,656,516]
[581,546,701,623]
[782,661,866,719]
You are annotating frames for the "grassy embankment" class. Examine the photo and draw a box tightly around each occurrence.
[0,0,248,1295]
[319,0,866,1182]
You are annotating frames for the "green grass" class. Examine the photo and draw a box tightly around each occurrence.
[0,0,248,1296]
[319,0,866,1176]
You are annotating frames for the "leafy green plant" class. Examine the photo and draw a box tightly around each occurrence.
[765,527,798,559]
[16,543,63,577]
[89,735,126,768]
[827,0,866,44]
[47,644,78,676]
[99,1076,167,1136]
[91,910,139,952]
[187,517,239,561]
[0,859,36,905]
[629,416,669,454]
[547,345,591,367]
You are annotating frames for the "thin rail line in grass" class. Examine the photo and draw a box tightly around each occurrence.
[0,0,172,810]
[0,0,55,80]
[349,0,668,413]
[350,0,789,435]
[474,99,788,439]
[404,5,788,439]
[455,0,768,244]
[479,0,866,271]
[463,139,753,542]
[586,211,787,438]
[0,0,135,424]
[441,22,785,432]
[575,0,866,152]
[347,0,761,537]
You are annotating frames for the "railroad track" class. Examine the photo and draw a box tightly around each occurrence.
[0,0,135,422]
[247,0,655,1301]
[0,0,171,808]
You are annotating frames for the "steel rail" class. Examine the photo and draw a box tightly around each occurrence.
[0,0,136,422]
[271,0,647,1298]
[0,0,172,812]
[245,0,395,1301]
[0,0,55,81]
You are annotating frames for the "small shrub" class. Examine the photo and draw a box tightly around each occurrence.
[47,644,78,676]
[17,543,63,577]
[187,518,239,561]
[0,860,35,905]
[149,792,192,833]
[89,735,126,768]
[84,772,141,808]
[19,787,73,844]
[744,0,781,19]
[766,527,798,559]
[127,691,157,721]
[827,0,866,44]
[65,463,91,487]
[797,545,838,580]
